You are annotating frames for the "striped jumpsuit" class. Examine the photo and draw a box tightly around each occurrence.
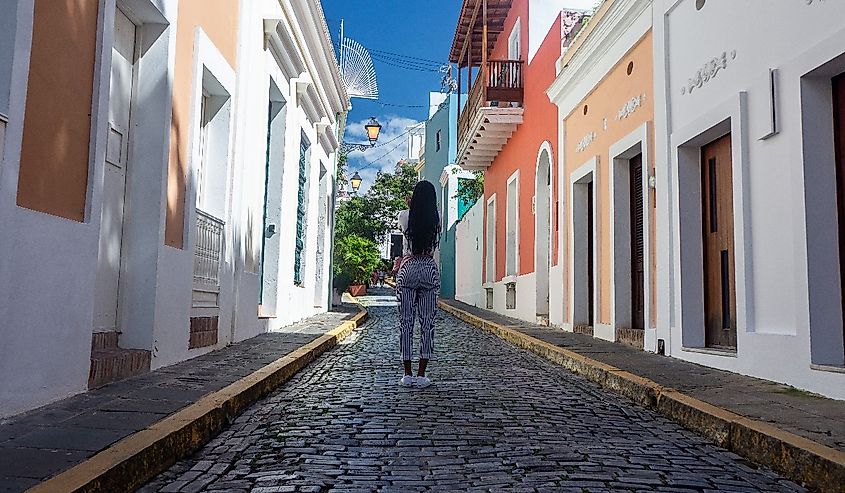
[396,255,440,361]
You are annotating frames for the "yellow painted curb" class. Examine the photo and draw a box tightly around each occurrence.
[27,308,369,493]
[438,300,845,492]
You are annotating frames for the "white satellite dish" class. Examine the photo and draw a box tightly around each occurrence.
[340,24,379,101]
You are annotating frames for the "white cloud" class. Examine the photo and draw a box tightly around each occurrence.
[344,114,420,193]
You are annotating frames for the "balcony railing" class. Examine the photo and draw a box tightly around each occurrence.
[194,209,225,294]
[458,59,524,149]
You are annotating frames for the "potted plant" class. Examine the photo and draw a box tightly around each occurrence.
[334,234,382,297]
[331,271,351,306]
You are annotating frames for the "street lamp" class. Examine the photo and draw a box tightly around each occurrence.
[340,117,382,153]
[349,172,363,194]
[364,117,382,145]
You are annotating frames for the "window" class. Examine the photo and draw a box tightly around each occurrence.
[506,174,519,276]
[293,136,310,285]
[436,129,442,152]
[196,91,211,207]
[194,69,233,220]
[508,19,521,61]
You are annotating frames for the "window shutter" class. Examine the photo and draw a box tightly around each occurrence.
[294,139,308,284]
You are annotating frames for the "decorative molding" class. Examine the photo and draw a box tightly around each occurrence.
[576,131,596,153]
[680,50,737,96]
[616,94,646,120]
[263,19,281,51]
[548,0,652,104]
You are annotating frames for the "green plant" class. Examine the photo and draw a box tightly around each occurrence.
[334,234,382,285]
[332,271,352,293]
[453,170,484,206]
[334,160,418,244]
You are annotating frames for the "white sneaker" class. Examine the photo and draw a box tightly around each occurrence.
[399,375,415,387]
[415,376,432,388]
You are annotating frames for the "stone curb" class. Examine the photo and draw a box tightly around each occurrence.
[438,300,845,492]
[26,309,369,493]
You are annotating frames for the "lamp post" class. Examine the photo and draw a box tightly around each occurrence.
[349,172,363,194]
[340,117,382,153]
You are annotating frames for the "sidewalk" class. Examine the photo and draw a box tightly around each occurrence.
[0,303,366,493]
[439,298,845,490]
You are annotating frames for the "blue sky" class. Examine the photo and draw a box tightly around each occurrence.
[323,0,462,191]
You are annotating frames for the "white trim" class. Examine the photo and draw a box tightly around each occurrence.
[534,141,554,317]
[547,0,651,114]
[508,18,522,61]
[85,0,114,224]
[485,193,497,284]
[568,156,599,327]
[608,123,653,343]
[0,113,8,123]
[670,91,751,351]
[505,169,520,277]
[187,27,237,244]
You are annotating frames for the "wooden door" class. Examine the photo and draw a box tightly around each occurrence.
[93,9,136,331]
[587,182,594,327]
[833,73,845,350]
[701,134,737,348]
[629,154,645,331]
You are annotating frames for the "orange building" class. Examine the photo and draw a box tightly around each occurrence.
[450,0,588,324]
[548,0,657,348]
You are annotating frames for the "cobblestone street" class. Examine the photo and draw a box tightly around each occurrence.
[142,289,805,492]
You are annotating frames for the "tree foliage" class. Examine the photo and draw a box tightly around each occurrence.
[334,160,418,244]
[454,170,484,206]
[334,195,386,243]
[366,160,419,235]
[333,234,382,285]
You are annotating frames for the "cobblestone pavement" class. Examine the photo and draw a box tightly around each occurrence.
[142,290,805,492]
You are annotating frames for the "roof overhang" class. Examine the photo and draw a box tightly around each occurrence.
[457,107,523,170]
[449,0,513,66]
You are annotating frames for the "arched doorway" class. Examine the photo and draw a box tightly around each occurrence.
[535,144,553,324]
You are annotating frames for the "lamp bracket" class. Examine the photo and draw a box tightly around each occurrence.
[340,142,374,154]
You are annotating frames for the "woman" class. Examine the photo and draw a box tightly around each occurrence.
[396,181,441,388]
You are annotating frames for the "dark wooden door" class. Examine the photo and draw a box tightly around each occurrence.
[702,134,737,348]
[587,182,594,327]
[833,73,845,352]
[630,154,645,331]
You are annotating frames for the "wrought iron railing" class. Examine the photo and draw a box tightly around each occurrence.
[194,209,224,293]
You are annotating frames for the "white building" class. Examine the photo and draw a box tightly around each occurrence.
[652,0,845,399]
[0,0,348,418]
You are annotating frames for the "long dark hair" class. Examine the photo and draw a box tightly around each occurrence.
[406,180,441,255]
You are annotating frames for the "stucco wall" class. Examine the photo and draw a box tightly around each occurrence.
[653,0,845,398]
[0,0,17,115]
[455,198,484,307]
[165,0,239,248]
[424,94,457,207]
[17,0,99,221]
[561,31,655,327]
[483,0,562,283]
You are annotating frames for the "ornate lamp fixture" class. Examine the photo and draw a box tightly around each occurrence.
[341,117,382,153]
[349,172,363,193]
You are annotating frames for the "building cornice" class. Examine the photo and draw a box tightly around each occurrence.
[547,0,652,108]
[279,0,348,128]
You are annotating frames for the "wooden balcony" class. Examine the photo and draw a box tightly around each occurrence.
[457,59,525,170]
